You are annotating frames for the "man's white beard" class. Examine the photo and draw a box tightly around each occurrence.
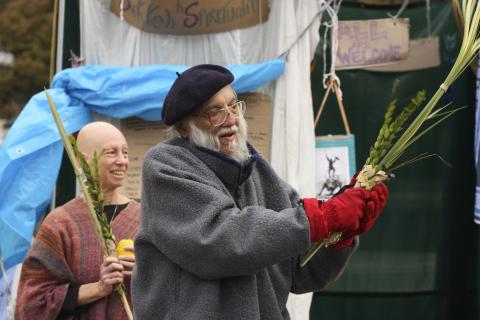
[188,116,250,163]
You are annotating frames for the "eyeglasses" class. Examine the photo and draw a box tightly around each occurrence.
[196,100,246,127]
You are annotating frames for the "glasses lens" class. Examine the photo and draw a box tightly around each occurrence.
[208,101,246,126]
[209,109,225,126]
[229,102,240,115]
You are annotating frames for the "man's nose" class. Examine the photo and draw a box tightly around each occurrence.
[222,108,237,126]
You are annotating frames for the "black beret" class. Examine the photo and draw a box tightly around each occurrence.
[161,64,234,126]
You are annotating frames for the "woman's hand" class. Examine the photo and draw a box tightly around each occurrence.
[97,256,125,295]
[117,245,135,276]
[77,256,124,306]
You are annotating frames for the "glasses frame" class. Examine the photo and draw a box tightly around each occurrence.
[196,100,246,127]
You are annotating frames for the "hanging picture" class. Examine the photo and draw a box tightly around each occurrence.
[315,134,356,199]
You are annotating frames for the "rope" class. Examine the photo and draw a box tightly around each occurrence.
[120,0,125,21]
[322,0,343,89]
[425,0,432,37]
[316,0,351,135]
[387,0,409,19]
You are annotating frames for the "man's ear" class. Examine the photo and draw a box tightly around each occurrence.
[175,120,190,138]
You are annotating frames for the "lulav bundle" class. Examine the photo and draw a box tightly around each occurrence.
[365,91,425,170]
[301,0,479,267]
[356,90,427,190]
[301,91,429,266]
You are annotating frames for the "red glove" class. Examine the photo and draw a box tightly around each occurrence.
[303,188,369,242]
[303,183,389,247]
[358,183,388,233]
[331,183,389,248]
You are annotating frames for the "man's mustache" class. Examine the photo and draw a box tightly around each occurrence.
[216,126,238,138]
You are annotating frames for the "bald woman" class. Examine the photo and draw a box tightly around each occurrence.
[15,122,141,320]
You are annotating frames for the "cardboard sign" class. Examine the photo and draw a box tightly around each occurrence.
[238,92,272,161]
[110,0,270,35]
[336,18,410,70]
[362,37,441,72]
[119,92,272,199]
[119,118,169,200]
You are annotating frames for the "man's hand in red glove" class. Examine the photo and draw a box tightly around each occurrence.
[302,183,389,248]
[332,183,388,248]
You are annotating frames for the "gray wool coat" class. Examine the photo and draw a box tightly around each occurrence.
[132,137,358,320]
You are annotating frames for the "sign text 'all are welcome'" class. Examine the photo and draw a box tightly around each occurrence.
[335,18,410,70]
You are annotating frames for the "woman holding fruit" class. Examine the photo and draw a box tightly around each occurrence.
[15,122,140,320]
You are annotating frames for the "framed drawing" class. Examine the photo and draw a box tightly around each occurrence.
[315,134,356,199]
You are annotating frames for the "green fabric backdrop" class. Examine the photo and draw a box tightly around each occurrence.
[310,1,479,319]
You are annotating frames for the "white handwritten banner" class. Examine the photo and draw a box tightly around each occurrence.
[335,18,410,70]
[110,0,270,35]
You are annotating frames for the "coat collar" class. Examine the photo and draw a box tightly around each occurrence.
[173,137,260,188]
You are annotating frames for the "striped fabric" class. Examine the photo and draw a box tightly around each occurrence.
[15,198,140,320]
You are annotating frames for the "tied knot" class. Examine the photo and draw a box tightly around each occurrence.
[354,164,388,190]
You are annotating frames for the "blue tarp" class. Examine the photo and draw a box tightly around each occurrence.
[0,59,285,273]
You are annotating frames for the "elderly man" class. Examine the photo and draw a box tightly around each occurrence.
[16,122,140,319]
[132,65,388,319]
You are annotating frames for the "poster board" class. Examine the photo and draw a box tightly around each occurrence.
[119,92,272,200]
[336,18,410,70]
[119,118,169,200]
[110,0,270,35]
[238,92,272,161]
